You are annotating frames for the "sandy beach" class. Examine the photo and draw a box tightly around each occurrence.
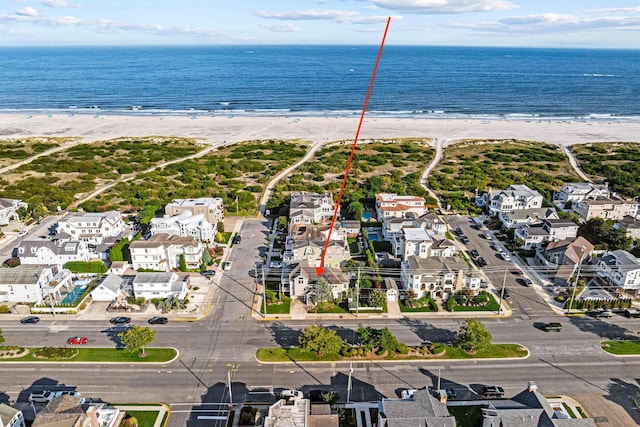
[0,113,638,147]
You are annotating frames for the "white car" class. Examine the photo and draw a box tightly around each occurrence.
[281,389,303,399]
[269,261,282,268]
[29,391,55,403]
[500,252,511,261]
[401,389,418,399]
[18,230,28,238]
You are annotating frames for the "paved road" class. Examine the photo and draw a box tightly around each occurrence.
[2,219,640,426]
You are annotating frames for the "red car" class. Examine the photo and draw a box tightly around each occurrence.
[67,337,88,345]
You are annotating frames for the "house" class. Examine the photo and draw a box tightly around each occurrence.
[90,273,125,302]
[377,388,456,427]
[285,224,349,269]
[289,192,336,225]
[375,193,427,221]
[32,395,122,427]
[165,197,224,224]
[535,237,594,286]
[132,272,189,300]
[340,220,361,237]
[415,212,448,236]
[486,185,544,216]
[150,210,216,242]
[0,198,27,225]
[57,211,127,245]
[553,182,609,208]
[264,395,338,427]
[595,249,640,296]
[401,256,482,299]
[129,233,203,272]
[394,227,432,260]
[498,207,558,229]
[15,239,91,268]
[572,196,638,221]
[615,215,640,240]
[0,264,72,304]
[515,218,579,250]
[482,381,596,426]
[287,262,349,300]
[0,403,26,427]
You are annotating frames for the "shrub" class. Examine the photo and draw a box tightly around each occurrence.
[323,391,339,404]
[396,343,408,354]
[340,346,352,357]
[120,415,138,427]
[34,347,77,359]
[0,305,10,314]
[446,298,458,311]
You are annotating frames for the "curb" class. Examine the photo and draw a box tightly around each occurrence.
[0,347,180,364]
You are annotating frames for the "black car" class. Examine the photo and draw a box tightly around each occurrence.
[460,235,470,244]
[20,316,40,324]
[445,388,458,399]
[455,227,463,236]
[476,256,487,267]
[470,249,480,258]
[148,316,168,325]
[110,316,131,325]
[232,235,241,244]
[499,287,511,299]
[482,385,505,398]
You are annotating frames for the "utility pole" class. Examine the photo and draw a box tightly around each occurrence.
[227,364,238,405]
[566,247,586,315]
[262,267,267,318]
[498,267,507,315]
[356,267,360,318]
[347,362,353,403]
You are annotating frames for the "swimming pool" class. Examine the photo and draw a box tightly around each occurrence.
[61,282,90,305]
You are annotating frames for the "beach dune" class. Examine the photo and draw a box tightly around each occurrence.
[0,114,638,147]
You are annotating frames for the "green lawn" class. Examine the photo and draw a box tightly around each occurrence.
[316,302,349,314]
[121,410,160,427]
[0,347,177,363]
[453,293,500,312]
[256,343,527,363]
[601,340,640,355]
[347,238,359,254]
[262,296,291,315]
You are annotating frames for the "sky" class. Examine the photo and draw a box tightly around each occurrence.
[1,0,639,48]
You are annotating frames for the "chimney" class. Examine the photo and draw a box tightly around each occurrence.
[527,381,537,393]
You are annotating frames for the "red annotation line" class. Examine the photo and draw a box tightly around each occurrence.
[316,17,391,277]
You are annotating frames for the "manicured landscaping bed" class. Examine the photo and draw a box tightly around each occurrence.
[256,343,527,363]
[452,293,500,312]
[0,347,177,363]
[262,295,291,315]
[121,410,160,427]
[601,340,640,355]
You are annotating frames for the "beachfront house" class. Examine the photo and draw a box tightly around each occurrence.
[375,193,427,222]
[553,182,609,209]
[165,197,225,224]
[498,207,558,229]
[0,198,28,225]
[90,273,126,302]
[595,249,640,296]
[150,210,216,242]
[400,255,481,300]
[15,239,91,268]
[572,196,639,221]
[535,237,594,286]
[0,264,72,304]
[289,192,337,226]
[56,211,127,245]
[486,185,544,216]
[132,272,189,300]
[129,233,203,272]
[514,218,579,250]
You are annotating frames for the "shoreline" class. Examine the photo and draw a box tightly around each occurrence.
[1,113,639,147]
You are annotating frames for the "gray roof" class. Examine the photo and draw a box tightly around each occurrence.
[406,256,468,274]
[0,264,55,284]
[601,250,640,271]
[505,208,557,221]
[133,272,176,284]
[544,219,578,227]
[98,273,124,294]
[64,211,120,223]
[17,239,83,256]
[379,389,455,427]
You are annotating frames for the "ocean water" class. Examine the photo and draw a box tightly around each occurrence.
[0,45,638,120]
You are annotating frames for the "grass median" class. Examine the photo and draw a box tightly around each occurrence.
[256,343,527,363]
[0,347,177,363]
[601,340,640,355]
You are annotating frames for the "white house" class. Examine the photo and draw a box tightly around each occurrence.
[572,196,639,221]
[289,192,336,225]
[132,272,189,300]
[57,211,126,245]
[90,273,125,302]
[287,262,349,300]
[400,256,481,299]
[285,224,349,269]
[0,264,72,304]
[515,218,579,250]
[375,193,427,221]
[498,207,558,229]
[595,250,640,295]
[129,233,203,272]
[486,185,544,216]
[395,228,432,259]
[150,210,216,242]
[0,198,27,225]
[15,239,91,267]
[553,182,609,207]
[165,197,224,224]
[0,404,26,427]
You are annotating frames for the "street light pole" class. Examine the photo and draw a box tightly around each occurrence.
[347,362,353,403]
[498,267,507,315]
[227,364,238,405]
[566,246,586,315]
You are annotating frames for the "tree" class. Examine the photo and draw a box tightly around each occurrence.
[370,288,387,309]
[298,324,343,355]
[179,254,187,272]
[217,221,225,233]
[314,278,333,303]
[357,326,379,351]
[347,201,364,221]
[378,327,399,353]
[137,204,160,225]
[457,319,492,352]
[118,326,156,357]
[0,328,5,345]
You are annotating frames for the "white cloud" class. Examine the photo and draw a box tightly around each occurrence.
[588,6,640,14]
[369,0,517,14]
[255,9,359,21]
[261,22,301,32]
[16,6,38,17]
[351,15,401,24]
[41,0,80,7]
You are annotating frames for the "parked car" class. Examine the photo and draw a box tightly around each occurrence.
[109,316,131,325]
[148,316,168,325]
[482,385,505,398]
[232,235,241,244]
[201,270,216,277]
[624,308,640,318]
[460,235,470,244]
[269,261,283,268]
[20,316,40,324]
[281,390,303,399]
[500,252,511,261]
[18,230,28,237]
[522,278,533,287]
[445,388,458,399]
[222,261,233,271]
[54,391,81,398]
[455,227,463,236]
[498,287,511,299]
[67,337,88,345]
[483,231,493,240]
[476,256,487,267]
[401,389,418,399]
[469,249,480,258]
[594,310,613,319]
[29,391,55,403]
[543,322,562,332]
